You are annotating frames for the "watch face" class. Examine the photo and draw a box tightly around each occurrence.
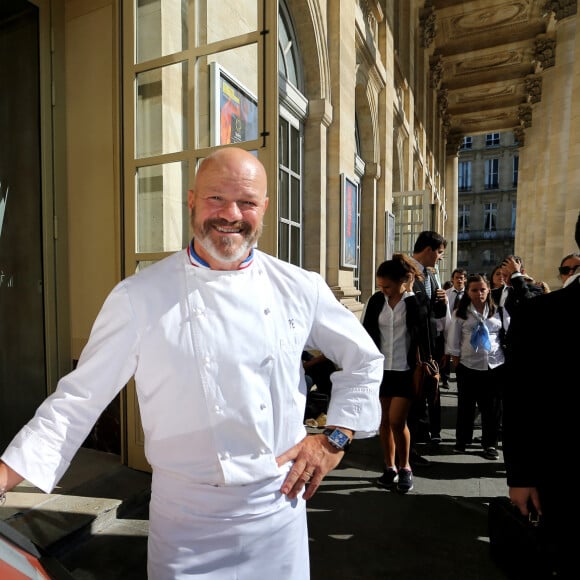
[329,429,350,448]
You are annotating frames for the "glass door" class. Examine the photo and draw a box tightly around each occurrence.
[0,1,46,449]
[122,0,278,470]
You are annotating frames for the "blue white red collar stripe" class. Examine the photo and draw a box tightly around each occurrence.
[187,239,254,269]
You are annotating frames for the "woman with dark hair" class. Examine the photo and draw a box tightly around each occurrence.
[446,274,508,460]
[361,254,430,493]
[490,264,507,290]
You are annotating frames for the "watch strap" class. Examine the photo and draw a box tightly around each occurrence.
[323,428,352,452]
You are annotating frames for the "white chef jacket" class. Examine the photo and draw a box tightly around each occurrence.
[2,248,382,492]
[2,248,383,577]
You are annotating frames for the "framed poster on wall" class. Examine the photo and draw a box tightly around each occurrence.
[210,62,258,146]
[341,174,358,268]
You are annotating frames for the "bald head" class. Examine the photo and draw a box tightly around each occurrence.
[188,147,269,270]
[194,147,268,200]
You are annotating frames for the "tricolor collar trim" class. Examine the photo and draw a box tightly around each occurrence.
[187,239,254,270]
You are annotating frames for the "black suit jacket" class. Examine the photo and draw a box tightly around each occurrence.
[491,275,544,317]
[412,270,447,352]
[502,276,579,488]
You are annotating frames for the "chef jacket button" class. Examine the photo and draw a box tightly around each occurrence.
[214,405,222,413]
[264,308,270,315]
[260,403,267,410]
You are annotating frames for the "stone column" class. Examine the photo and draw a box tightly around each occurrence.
[517,9,580,288]
[303,98,333,275]
[444,151,459,271]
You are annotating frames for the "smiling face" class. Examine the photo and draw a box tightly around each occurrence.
[188,148,269,270]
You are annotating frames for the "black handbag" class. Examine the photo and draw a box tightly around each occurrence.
[488,496,558,579]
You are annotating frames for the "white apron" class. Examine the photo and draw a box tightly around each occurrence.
[147,470,309,579]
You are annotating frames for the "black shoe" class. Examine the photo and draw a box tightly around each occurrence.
[410,450,431,467]
[483,447,499,460]
[440,382,450,389]
[397,468,414,493]
[376,468,398,488]
[453,445,466,454]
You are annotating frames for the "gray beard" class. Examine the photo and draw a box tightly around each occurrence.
[195,233,253,264]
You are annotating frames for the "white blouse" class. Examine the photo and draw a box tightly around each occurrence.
[446,304,509,370]
[377,291,414,371]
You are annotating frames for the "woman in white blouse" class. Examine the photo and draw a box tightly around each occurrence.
[446,274,509,460]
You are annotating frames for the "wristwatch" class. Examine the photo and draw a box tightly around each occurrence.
[323,428,352,452]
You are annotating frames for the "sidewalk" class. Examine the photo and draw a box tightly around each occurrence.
[1,380,510,579]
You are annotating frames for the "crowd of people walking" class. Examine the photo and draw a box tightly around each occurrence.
[303,216,580,578]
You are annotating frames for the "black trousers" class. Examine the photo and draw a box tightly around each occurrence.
[408,383,441,442]
[455,363,503,449]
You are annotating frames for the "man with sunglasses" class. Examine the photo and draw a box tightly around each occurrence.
[557,252,580,286]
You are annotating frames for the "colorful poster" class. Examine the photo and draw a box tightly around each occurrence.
[341,176,358,268]
[218,73,258,145]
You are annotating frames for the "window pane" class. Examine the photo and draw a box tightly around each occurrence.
[279,170,289,219]
[196,45,259,148]
[136,62,187,158]
[136,161,189,252]
[290,125,300,173]
[279,118,289,166]
[136,0,188,63]
[290,225,300,266]
[278,223,289,262]
[278,10,299,88]
[290,176,300,223]
[195,0,258,45]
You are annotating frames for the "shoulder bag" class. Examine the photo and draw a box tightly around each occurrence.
[411,313,440,401]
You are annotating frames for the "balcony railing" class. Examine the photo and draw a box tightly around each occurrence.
[457,228,515,241]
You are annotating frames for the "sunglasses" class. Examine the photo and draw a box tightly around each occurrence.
[558,264,580,275]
